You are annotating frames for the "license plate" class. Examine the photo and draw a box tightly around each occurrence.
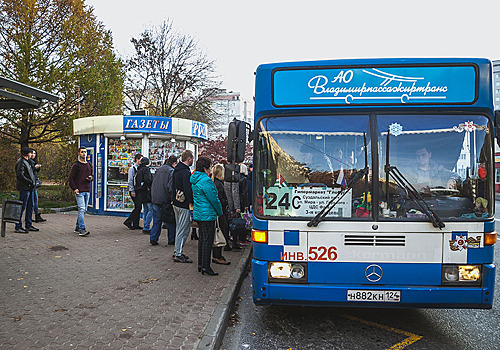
[347,290,401,302]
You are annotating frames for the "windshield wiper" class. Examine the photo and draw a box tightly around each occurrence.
[307,133,369,227]
[384,131,445,229]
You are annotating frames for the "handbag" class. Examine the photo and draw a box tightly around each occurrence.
[229,215,247,232]
[213,218,226,247]
[175,189,185,203]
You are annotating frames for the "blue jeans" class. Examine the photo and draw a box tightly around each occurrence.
[150,204,176,243]
[33,189,40,215]
[75,192,90,230]
[16,190,34,229]
[173,206,191,257]
[142,202,153,230]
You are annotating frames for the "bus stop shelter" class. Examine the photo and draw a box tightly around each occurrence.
[0,75,59,237]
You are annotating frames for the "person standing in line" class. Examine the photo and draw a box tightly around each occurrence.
[134,157,153,234]
[68,146,93,236]
[247,163,253,212]
[150,155,177,246]
[29,148,47,223]
[211,164,231,264]
[191,157,223,275]
[14,147,38,233]
[224,163,245,250]
[172,150,194,263]
[123,153,143,230]
[237,163,251,245]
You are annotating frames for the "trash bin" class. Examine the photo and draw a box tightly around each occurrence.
[1,198,23,237]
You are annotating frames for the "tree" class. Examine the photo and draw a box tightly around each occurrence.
[124,20,220,123]
[0,0,124,149]
[199,136,253,165]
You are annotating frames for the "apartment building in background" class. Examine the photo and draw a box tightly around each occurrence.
[207,89,253,139]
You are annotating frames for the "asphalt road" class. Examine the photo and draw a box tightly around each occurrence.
[222,206,500,350]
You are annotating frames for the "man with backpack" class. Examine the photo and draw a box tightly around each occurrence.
[68,146,93,236]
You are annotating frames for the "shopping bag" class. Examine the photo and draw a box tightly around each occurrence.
[213,218,226,247]
[161,203,175,224]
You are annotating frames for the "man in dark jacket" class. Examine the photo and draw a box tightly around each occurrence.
[124,153,143,230]
[172,150,194,263]
[14,147,38,233]
[68,147,93,236]
[150,155,177,245]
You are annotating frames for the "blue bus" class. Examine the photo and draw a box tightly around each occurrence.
[249,58,497,308]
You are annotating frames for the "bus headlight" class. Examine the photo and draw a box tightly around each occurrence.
[442,265,481,285]
[459,265,481,281]
[268,262,308,283]
[443,266,459,282]
[290,264,305,279]
[269,262,291,278]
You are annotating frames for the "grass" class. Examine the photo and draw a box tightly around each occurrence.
[0,184,75,210]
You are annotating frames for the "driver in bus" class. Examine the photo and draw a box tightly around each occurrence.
[409,146,458,193]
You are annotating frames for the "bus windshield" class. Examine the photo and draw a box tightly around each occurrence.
[255,115,372,219]
[255,114,493,221]
[378,114,493,221]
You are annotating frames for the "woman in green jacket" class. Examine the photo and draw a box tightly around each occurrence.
[190,157,223,276]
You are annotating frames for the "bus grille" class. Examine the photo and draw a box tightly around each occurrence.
[344,235,406,246]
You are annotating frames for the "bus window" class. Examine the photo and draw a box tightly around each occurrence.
[255,115,372,219]
[378,114,493,220]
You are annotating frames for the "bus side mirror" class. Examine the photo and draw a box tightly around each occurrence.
[227,119,250,163]
[495,110,500,148]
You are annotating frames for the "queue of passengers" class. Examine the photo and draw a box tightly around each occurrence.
[123,150,252,276]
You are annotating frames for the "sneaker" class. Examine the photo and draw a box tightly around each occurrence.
[78,229,90,236]
[172,253,189,259]
[150,240,159,246]
[27,226,39,232]
[173,255,193,263]
[74,228,80,233]
[15,228,28,234]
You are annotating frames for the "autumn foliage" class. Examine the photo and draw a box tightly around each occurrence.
[198,136,253,165]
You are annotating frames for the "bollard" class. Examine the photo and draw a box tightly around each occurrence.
[1,198,23,237]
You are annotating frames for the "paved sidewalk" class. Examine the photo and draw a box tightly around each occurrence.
[0,212,250,349]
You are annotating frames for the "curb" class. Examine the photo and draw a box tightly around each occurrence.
[196,246,252,350]
[47,205,77,213]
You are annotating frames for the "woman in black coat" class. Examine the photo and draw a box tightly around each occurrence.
[134,157,153,234]
[211,164,231,264]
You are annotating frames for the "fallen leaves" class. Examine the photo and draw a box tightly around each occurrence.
[139,278,159,284]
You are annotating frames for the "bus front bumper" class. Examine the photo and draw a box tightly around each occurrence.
[252,259,495,309]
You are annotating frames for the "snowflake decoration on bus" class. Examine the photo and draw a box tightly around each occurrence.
[388,122,403,137]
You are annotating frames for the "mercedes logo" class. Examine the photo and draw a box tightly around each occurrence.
[365,264,383,282]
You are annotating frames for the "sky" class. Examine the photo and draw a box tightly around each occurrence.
[86,0,499,103]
